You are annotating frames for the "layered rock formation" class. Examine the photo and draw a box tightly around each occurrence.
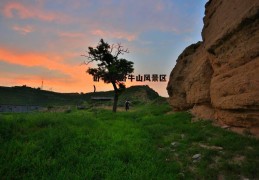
[167,0,259,135]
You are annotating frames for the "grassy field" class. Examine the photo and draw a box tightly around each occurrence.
[0,100,258,179]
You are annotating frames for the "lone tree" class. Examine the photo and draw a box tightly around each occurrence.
[82,39,134,112]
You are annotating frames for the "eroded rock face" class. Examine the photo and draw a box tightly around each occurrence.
[167,42,213,111]
[167,0,259,135]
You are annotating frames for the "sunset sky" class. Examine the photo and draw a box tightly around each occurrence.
[0,0,207,97]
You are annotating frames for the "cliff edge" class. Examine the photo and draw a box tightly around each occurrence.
[167,0,259,136]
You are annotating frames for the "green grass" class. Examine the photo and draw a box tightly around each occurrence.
[0,101,258,179]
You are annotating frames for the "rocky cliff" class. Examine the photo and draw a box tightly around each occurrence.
[167,0,259,135]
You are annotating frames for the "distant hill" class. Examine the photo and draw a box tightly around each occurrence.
[0,85,160,106]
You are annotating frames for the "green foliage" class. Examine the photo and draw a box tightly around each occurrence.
[86,39,134,85]
[85,39,134,112]
[0,101,258,179]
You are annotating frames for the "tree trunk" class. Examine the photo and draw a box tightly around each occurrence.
[113,91,118,112]
[112,82,118,112]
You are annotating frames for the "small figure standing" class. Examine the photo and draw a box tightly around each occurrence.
[93,85,96,93]
[125,99,130,111]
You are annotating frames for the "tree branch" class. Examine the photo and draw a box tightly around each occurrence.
[80,54,95,65]
[110,44,114,53]
[81,53,103,65]
[80,60,94,66]
[114,43,129,58]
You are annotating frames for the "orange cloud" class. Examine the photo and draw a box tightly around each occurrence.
[0,47,96,93]
[0,46,168,95]
[0,74,79,93]
[2,2,70,23]
[0,47,61,68]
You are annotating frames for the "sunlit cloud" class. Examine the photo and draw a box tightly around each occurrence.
[0,47,83,82]
[0,46,95,92]
[0,61,70,79]
[0,75,76,92]
[12,25,34,35]
[58,32,85,38]
[91,29,137,42]
[2,2,71,23]
[2,2,31,19]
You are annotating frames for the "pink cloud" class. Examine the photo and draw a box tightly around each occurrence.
[58,32,85,38]
[12,25,34,35]
[155,2,165,12]
[91,29,137,42]
[2,2,31,19]
[92,29,106,37]
[2,2,70,23]
[46,31,90,54]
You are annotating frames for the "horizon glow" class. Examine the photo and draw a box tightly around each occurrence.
[0,0,208,97]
